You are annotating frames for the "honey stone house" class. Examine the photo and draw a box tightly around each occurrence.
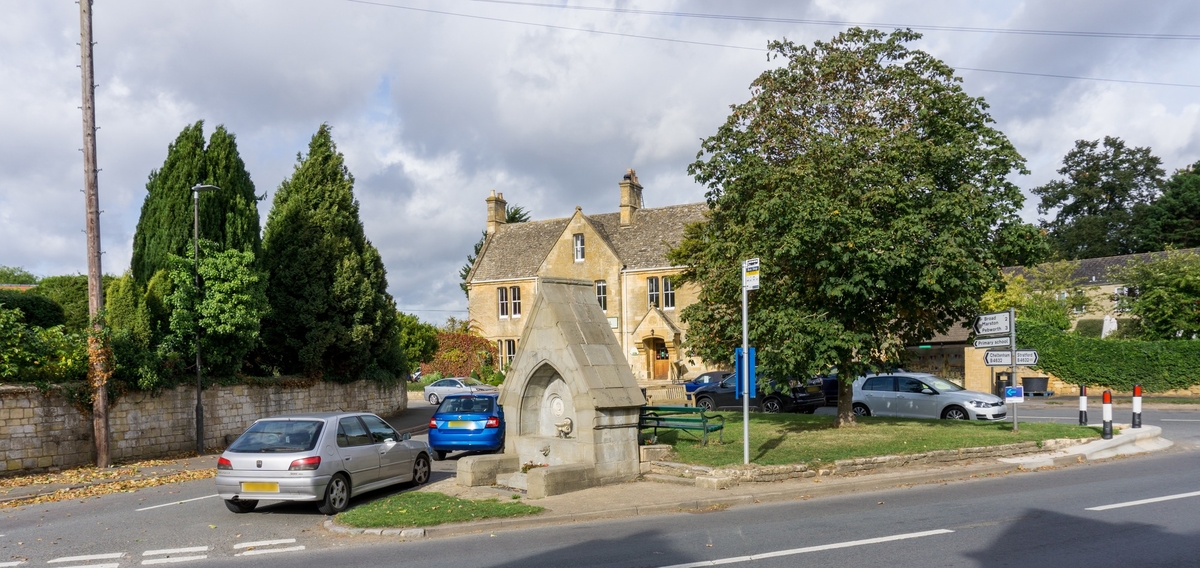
[464,169,720,384]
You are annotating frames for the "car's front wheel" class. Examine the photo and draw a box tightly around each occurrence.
[412,454,431,485]
[224,499,257,514]
[695,397,715,411]
[761,397,783,413]
[942,406,970,420]
[852,403,871,417]
[427,393,440,405]
[317,473,351,515]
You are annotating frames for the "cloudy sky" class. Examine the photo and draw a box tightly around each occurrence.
[2,0,1198,322]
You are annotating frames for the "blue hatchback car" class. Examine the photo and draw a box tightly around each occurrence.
[427,393,505,461]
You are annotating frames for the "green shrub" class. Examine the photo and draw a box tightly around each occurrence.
[1020,319,1200,392]
[0,307,87,383]
[0,290,66,328]
[1073,319,1104,338]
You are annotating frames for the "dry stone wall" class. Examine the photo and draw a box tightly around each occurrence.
[0,381,407,475]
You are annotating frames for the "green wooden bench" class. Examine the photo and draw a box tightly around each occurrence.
[639,405,724,446]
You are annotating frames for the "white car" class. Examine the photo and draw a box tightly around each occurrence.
[851,372,1007,421]
[423,377,498,405]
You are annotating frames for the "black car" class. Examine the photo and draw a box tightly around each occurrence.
[813,375,840,406]
[692,374,824,414]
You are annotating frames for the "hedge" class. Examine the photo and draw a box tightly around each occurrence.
[1020,319,1200,392]
[0,290,66,329]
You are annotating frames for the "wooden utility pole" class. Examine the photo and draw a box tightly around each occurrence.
[79,0,110,468]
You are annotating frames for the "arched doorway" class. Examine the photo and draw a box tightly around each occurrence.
[644,337,670,380]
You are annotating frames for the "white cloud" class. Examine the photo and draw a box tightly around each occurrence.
[2,0,1199,321]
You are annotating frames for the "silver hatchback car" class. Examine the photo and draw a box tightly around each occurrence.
[852,372,1007,421]
[216,412,431,514]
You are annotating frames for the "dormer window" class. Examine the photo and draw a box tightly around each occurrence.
[573,234,585,261]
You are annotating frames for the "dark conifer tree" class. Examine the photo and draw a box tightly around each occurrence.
[260,124,406,382]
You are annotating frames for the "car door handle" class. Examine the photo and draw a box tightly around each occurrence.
[344,457,352,461]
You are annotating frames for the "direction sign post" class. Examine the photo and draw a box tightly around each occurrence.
[740,258,760,465]
[1008,307,1017,432]
[973,336,1011,349]
[973,311,1012,336]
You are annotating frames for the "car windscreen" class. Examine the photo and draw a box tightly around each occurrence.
[461,378,487,386]
[438,396,495,414]
[925,377,964,392]
[227,419,324,453]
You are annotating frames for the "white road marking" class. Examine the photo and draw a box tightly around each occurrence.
[49,553,125,563]
[49,565,118,568]
[0,561,25,567]
[144,546,210,556]
[135,494,220,511]
[141,556,208,565]
[236,546,306,557]
[1086,490,1200,511]
[233,538,296,549]
[657,529,955,568]
[1160,419,1200,422]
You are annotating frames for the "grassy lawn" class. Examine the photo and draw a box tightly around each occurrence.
[337,491,543,528]
[658,412,1102,468]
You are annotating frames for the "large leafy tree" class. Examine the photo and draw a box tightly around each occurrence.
[131,121,262,285]
[1033,137,1164,260]
[260,124,407,382]
[672,28,1028,427]
[0,266,38,285]
[1132,161,1200,252]
[458,205,531,296]
[396,312,439,376]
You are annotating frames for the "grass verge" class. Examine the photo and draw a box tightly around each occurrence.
[337,491,544,528]
[656,412,1101,468]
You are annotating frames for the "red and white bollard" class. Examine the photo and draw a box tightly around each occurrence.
[1132,384,1143,429]
[1079,385,1088,426]
[1102,390,1113,440]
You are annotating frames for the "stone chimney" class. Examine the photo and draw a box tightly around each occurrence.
[486,190,508,235]
[619,168,643,227]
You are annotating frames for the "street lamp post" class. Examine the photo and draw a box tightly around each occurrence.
[191,183,219,454]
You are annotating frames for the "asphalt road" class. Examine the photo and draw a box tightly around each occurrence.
[3,402,1198,567]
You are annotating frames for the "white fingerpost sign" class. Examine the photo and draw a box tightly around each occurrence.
[742,258,760,290]
[973,336,1011,349]
[973,311,1012,336]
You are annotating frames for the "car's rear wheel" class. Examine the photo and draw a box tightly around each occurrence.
[427,393,440,405]
[224,499,257,514]
[433,450,447,461]
[412,454,431,485]
[318,473,350,515]
[696,397,715,411]
[942,406,970,420]
[761,397,783,413]
[852,403,871,417]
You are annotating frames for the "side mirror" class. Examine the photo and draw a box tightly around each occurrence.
[921,388,935,395]
[401,432,412,441]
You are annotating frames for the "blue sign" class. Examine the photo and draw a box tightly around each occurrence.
[1004,385,1024,403]
[735,347,756,399]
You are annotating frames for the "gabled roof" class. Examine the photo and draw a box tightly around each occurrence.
[469,202,708,282]
[1006,247,1200,287]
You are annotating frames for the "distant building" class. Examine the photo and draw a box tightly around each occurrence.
[465,169,718,382]
[0,284,36,292]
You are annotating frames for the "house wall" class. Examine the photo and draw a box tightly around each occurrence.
[0,381,407,475]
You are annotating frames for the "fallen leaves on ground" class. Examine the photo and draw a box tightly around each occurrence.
[0,457,215,508]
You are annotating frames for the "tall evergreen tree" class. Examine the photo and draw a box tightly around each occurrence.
[260,124,407,382]
[131,122,206,285]
[1132,161,1200,252]
[203,125,262,257]
[131,121,262,285]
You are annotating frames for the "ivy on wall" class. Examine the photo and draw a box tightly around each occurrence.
[1020,319,1200,392]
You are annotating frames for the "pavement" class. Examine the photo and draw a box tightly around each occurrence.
[0,394,1179,540]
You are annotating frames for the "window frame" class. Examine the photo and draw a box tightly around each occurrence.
[504,339,517,365]
[498,286,509,318]
[510,286,522,318]
[573,233,585,262]
[663,277,675,309]
[595,280,607,312]
[647,276,659,308]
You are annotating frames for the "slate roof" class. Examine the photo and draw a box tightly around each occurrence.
[469,202,708,282]
[1006,247,1200,287]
